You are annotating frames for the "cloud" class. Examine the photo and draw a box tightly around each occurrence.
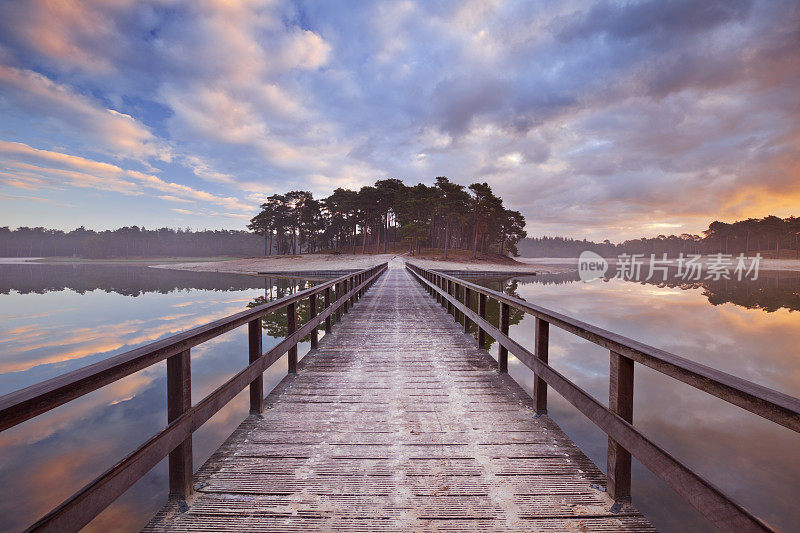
[554,0,754,45]
[0,0,798,238]
[0,193,73,207]
[0,0,144,73]
[0,141,254,212]
[0,64,168,162]
[157,195,193,203]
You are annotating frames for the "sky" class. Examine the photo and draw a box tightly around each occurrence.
[0,0,798,241]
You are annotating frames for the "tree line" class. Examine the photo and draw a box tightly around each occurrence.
[518,215,800,258]
[247,177,527,258]
[0,226,263,258]
[0,263,273,295]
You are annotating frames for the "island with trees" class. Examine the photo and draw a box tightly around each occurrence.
[246,177,526,259]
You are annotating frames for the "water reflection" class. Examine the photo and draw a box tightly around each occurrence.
[0,264,325,532]
[246,279,325,341]
[513,268,800,312]
[0,262,278,296]
[473,269,800,532]
[457,278,526,350]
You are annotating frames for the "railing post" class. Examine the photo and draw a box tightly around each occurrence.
[463,287,472,333]
[287,302,297,373]
[478,293,487,349]
[447,280,453,315]
[608,350,634,501]
[166,349,192,500]
[499,302,509,373]
[309,293,318,349]
[335,282,342,322]
[534,318,549,414]
[324,287,331,333]
[454,284,461,324]
[248,319,263,414]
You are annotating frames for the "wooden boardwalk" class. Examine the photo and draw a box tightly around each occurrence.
[146,265,655,532]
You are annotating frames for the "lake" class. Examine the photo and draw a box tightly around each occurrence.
[0,263,323,532]
[474,267,800,532]
[0,262,798,532]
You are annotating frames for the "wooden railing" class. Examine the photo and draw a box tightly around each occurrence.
[0,263,388,532]
[407,263,800,533]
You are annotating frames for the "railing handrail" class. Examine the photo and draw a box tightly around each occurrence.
[406,262,798,532]
[407,263,800,433]
[7,262,388,532]
[0,265,383,432]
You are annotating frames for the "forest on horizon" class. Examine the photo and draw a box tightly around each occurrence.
[518,215,800,258]
[2,209,798,260]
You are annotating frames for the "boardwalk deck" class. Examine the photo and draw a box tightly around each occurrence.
[146,265,655,532]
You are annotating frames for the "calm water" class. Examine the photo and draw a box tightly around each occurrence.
[475,268,800,532]
[0,264,798,532]
[0,263,324,532]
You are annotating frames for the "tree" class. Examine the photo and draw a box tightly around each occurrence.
[434,177,470,259]
[399,221,428,255]
[468,182,502,259]
[249,194,292,255]
[357,186,380,254]
[323,188,355,251]
[762,215,786,257]
[375,178,406,253]
[395,183,437,255]
[498,209,527,256]
[248,208,273,256]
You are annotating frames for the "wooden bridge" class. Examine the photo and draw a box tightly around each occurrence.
[1,260,798,531]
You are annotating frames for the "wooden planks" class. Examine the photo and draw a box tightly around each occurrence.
[146,266,655,532]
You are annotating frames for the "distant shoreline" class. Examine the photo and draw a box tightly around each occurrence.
[0,256,239,265]
[3,254,796,272]
[516,256,800,272]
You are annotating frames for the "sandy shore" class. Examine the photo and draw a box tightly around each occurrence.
[152,253,567,275]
